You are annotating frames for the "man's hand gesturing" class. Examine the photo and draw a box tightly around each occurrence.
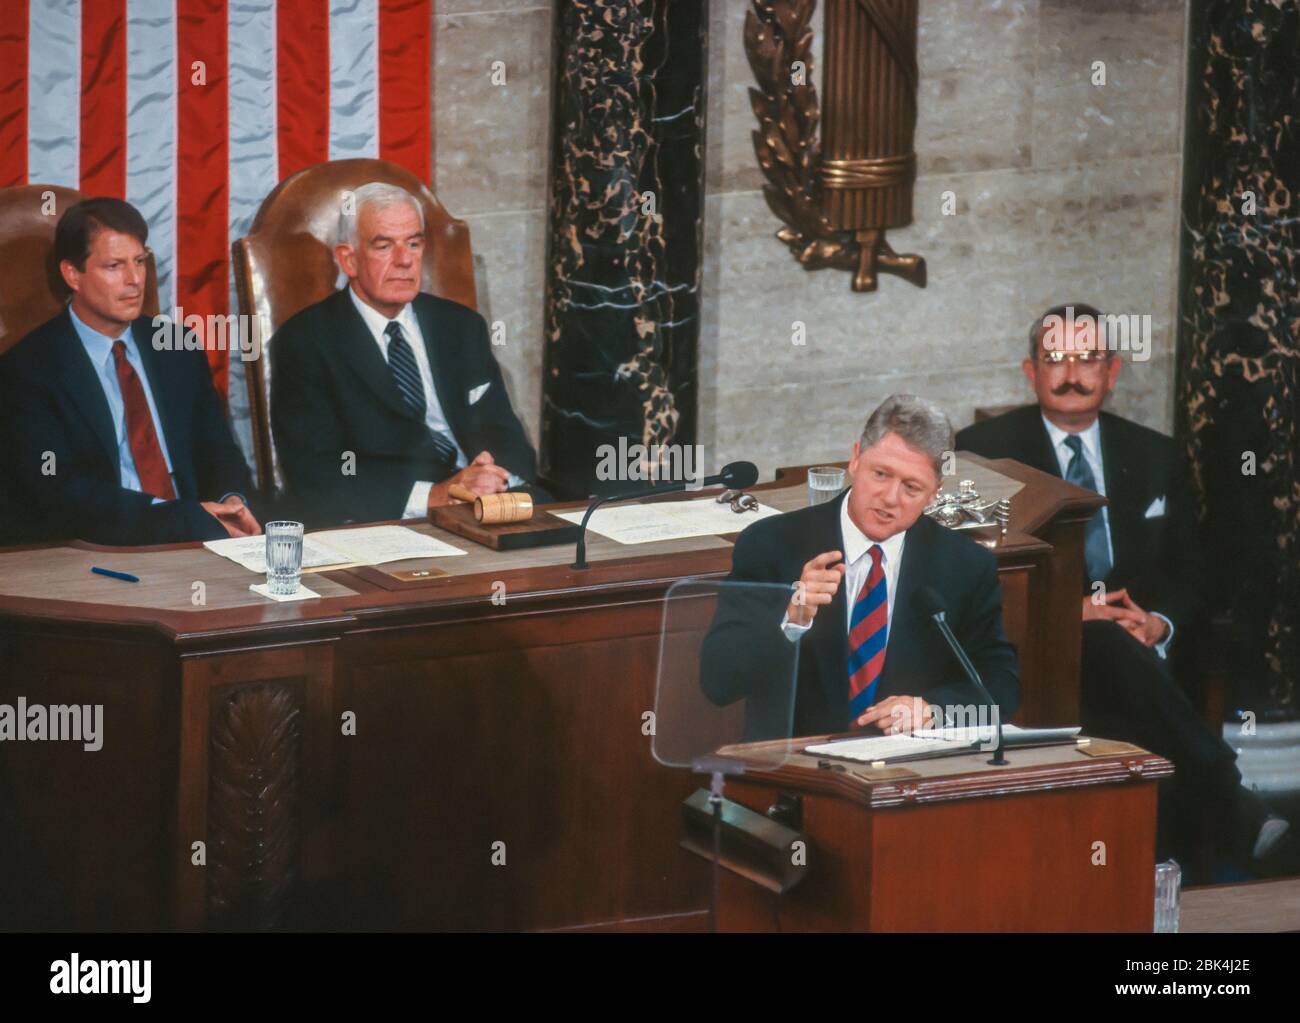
[788,550,846,627]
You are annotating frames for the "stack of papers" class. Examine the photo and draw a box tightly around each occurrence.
[205,525,465,574]
[553,496,782,545]
[804,732,975,763]
[804,724,1081,764]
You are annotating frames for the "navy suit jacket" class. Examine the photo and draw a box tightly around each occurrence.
[0,308,254,546]
[701,492,1020,739]
[270,288,537,527]
[956,404,1205,637]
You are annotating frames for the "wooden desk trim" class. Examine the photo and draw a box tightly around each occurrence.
[719,744,1173,810]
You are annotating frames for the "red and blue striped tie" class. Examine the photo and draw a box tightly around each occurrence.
[848,544,888,718]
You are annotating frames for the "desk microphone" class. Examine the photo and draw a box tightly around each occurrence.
[913,585,1008,765]
[571,461,759,569]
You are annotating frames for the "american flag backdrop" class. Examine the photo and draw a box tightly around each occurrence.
[0,0,434,396]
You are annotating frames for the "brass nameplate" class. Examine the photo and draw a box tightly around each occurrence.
[387,566,451,583]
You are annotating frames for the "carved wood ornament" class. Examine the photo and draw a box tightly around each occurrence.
[746,0,926,291]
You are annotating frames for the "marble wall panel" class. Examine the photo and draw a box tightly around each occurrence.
[431,6,552,217]
[461,208,549,447]
[1032,0,1186,169]
[917,0,1039,75]
[915,61,1036,176]
[701,363,1035,477]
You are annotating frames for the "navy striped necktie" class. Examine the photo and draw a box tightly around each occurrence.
[385,320,459,469]
[385,320,426,418]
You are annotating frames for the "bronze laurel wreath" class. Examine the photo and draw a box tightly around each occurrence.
[744,0,861,275]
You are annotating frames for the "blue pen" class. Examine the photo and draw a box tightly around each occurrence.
[91,566,140,583]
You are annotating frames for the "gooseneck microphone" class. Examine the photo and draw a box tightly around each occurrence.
[571,461,759,569]
[913,585,1008,765]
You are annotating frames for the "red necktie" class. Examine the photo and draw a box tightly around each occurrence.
[847,544,888,717]
[111,340,176,500]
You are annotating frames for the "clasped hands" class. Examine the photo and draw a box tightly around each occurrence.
[788,549,937,734]
[1081,587,1169,647]
[427,451,511,511]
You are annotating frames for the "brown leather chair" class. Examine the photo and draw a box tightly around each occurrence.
[231,158,477,495]
[0,184,160,356]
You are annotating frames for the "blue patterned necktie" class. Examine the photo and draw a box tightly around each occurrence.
[1063,434,1112,582]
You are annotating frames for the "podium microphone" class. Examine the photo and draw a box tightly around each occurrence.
[571,460,759,569]
[913,585,1008,765]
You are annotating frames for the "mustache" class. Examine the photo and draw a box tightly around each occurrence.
[1051,381,1094,396]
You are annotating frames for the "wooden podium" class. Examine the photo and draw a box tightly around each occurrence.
[712,738,1172,932]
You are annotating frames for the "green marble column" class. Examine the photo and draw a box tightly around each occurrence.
[540,0,709,498]
[1176,0,1300,718]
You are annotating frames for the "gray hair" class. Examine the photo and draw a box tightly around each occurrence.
[1028,303,1107,358]
[858,394,953,481]
[337,182,425,248]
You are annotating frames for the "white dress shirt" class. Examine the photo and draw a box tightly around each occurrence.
[1042,413,1173,657]
[782,494,906,641]
[347,286,520,518]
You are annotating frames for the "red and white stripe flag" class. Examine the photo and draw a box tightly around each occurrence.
[0,0,433,396]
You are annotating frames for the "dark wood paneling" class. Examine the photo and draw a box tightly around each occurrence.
[0,633,177,929]
[335,613,708,930]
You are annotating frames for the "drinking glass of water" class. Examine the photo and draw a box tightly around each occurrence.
[265,521,305,596]
[1154,859,1181,932]
[807,466,847,506]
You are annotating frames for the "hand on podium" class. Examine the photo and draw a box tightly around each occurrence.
[856,694,936,733]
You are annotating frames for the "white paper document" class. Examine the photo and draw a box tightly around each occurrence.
[206,525,465,574]
[803,732,974,763]
[804,724,1082,764]
[553,497,782,545]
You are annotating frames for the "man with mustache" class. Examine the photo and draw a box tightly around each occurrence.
[957,304,1289,868]
[271,182,538,527]
[0,198,258,545]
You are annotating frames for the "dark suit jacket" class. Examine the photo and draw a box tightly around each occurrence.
[270,289,536,527]
[700,493,1020,739]
[0,308,254,546]
[956,404,1204,635]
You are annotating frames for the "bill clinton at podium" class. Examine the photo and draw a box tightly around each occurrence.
[702,394,1020,740]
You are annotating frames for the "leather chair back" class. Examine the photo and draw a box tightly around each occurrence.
[0,184,161,356]
[232,159,477,494]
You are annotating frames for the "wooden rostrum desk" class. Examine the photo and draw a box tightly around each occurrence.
[713,738,1171,932]
[0,456,1102,931]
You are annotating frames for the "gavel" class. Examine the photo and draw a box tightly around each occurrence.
[448,483,533,524]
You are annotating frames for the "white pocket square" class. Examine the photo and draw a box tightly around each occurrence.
[467,382,490,405]
[1144,496,1166,519]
